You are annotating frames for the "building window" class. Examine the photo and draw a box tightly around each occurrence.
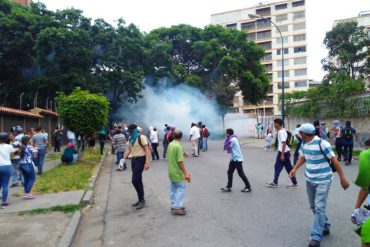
[277,70,290,78]
[293,34,306,42]
[277,48,289,55]
[293,11,305,20]
[247,33,256,41]
[256,7,271,16]
[277,59,289,67]
[258,41,272,50]
[294,57,306,65]
[226,23,237,29]
[276,14,288,22]
[265,64,273,72]
[294,80,308,87]
[256,18,271,29]
[275,3,287,10]
[294,46,306,53]
[278,82,290,89]
[263,52,272,61]
[293,22,306,31]
[257,30,271,40]
[276,36,289,44]
[241,22,256,31]
[292,0,305,7]
[276,25,288,33]
[294,68,307,76]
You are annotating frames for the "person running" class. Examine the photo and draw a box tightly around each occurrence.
[0,132,18,208]
[266,119,298,188]
[167,130,191,216]
[221,128,252,193]
[189,123,200,157]
[353,139,370,247]
[149,127,160,160]
[98,127,107,155]
[341,121,356,165]
[32,126,47,175]
[201,124,209,151]
[124,124,151,210]
[289,123,350,247]
[112,129,128,168]
[333,120,343,161]
[265,128,273,151]
[19,135,38,199]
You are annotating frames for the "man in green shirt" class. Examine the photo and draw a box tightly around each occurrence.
[167,130,190,216]
[354,139,370,247]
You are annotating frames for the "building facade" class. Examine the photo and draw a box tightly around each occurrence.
[211,0,310,117]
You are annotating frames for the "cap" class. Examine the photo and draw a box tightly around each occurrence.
[299,123,316,135]
[67,143,74,148]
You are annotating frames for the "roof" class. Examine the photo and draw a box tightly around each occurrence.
[30,107,59,117]
[0,107,43,119]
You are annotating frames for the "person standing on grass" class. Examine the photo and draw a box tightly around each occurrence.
[266,118,298,188]
[189,123,200,157]
[0,132,18,209]
[167,130,191,216]
[19,136,38,200]
[32,126,47,175]
[289,123,350,247]
[112,129,128,168]
[221,128,252,193]
[124,124,151,210]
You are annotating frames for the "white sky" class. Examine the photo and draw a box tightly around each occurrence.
[39,0,368,81]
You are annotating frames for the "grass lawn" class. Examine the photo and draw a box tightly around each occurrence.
[45,152,63,162]
[33,148,102,194]
[18,204,81,216]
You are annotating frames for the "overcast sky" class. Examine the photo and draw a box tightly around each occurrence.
[39,0,368,81]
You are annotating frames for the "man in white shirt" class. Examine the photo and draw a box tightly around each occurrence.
[266,118,298,188]
[189,123,200,157]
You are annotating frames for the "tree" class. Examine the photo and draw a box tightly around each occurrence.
[57,88,109,137]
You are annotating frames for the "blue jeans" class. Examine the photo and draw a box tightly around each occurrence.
[10,159,20,184]
[202,138,208,150]
[19,163,36,194]
[35,149,46,174]
[306,180,332,242]
[0,165,11,203]
[116,151,123,163]
[170,181,186,209]
[273,151,297,185]
[342,141,354,162]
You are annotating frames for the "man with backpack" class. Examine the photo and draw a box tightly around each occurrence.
[341,121,357,165]
[201,124,210,151]
[266,118,298,188]
[124,124,151,210]
[289,123,350,247]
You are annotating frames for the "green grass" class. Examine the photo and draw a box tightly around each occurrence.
[18,204,81,216]
[46,152,62,162]
[33,148,102,194]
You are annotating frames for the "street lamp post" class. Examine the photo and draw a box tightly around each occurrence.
[248,14,285,124]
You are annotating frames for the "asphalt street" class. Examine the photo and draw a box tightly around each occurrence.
[99,140,361,247]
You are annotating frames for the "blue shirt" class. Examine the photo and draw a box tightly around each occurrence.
[32,133,47,149]
[230,137,244,162]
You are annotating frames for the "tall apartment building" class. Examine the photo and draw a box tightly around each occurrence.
[211,0,311,117]
[12,0,30,6]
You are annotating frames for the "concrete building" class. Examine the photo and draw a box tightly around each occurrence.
[12,0,30,6]
[211,0,310,117]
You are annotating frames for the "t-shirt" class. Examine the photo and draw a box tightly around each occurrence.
[20,145,38,164]
[67,130,76,140]
[0,144,15,166]
[167,140,185,182]
[334,127,341,138]
[278,128,290,153]
[299,136,335,184]
[230,137,244,162]
[150,131,159,144]
[130,135,148,158]
[354,149,370,190]
[189,126,200,141]
[14,133,25,142]
[32,133,47,149]
[341,127,356,143]
[112,134,127,153]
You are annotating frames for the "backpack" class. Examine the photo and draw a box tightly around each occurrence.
[343,128,353,141]
[286,130,294,147]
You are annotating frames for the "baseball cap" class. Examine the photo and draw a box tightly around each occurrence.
[299,123,316,135]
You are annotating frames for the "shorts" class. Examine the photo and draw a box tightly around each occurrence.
[362,219,370,243]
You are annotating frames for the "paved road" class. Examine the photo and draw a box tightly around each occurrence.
[79,140,362,247]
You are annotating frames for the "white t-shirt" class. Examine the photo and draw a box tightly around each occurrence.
[278,128,290,153]
[150,131,159,144]
[189,126,200,141]
[0,144,15,166]
[67,130,76,140]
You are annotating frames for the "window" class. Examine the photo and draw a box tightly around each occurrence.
[257,30,271,40]
[259,41,272,50]
[294,46,306,53]
[263,52,272,61]
[276,25,288,33]
[247,33,256,41]
[256,18,271,29]
[268,73,273,81]
[294,80,307,87]
[226,23,237,29]
[278,82,290,89]
[265,64,273,72]
[294,57,306,65]
[293,11,305,20]
[294,69,307,76]
[292,0,305,7]
[293,34,306,42]
[276,14,288,22]
[241,22,256,31]
[275,3,287,10]
[256,7,271,16]
[293,22,305,30]
[277,59,289,67]
[276,36,288,44]
[277,48,289,55]
[277,70,290,78]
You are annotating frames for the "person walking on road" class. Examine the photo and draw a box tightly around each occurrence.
[342,121,356,165]
[19,135,38,200]
[289,123,350,247]
[266,118,298,188]
[201,124,210,151]
[32,126,47,175]
[163,126,171,160]
[221,128,252,193]
[149,127,160,160]
[98,127,107,155]
[167,130,191,216]
[124,124,151,210]
[265,128,273,151]
[189,123,200,157]
[112,129,128,169]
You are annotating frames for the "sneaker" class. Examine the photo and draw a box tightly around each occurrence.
[171,207,186,213]
[345,162,351,166]
[241,187,252,193]
[287,183,299,189]
[135,200,146,210]
[172,208,186,216]
[322,229,330,236]
[1,202,9,209]
[266,182,278,188]
[23,194,35,200]
[132,201,141,207]
[308,240,320,247]
[220,187,231,192]
[10,183,19,188]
